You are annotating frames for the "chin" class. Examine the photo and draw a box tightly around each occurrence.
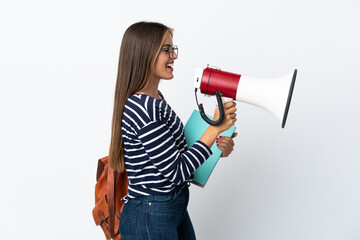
[162,74,174,80]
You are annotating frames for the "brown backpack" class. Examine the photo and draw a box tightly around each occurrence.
[92,156,128,240]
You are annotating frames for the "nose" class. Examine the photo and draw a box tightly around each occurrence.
[171,51,178,59]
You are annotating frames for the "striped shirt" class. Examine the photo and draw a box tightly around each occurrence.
[121,93,212,202]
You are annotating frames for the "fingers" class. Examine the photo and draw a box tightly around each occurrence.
[216,136,235,157]
[223,101,236,109]
[224,112,237,125]
[224,102,237,123]
[215,101,236,116]
[217,136,235,148]
[228,113,237,119]
[213,101,237,132]
[218,144,230,157]
[224,104,237,114]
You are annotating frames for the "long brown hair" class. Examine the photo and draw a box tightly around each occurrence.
[110,21,172,172]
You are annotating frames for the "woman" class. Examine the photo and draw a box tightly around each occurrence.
[109,21,237,240]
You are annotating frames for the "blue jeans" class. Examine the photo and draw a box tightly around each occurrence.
[119,186,196,240]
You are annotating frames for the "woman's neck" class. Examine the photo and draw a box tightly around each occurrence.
[138,77,161,99]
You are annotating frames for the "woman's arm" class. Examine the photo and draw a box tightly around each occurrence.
[137,120,212,185]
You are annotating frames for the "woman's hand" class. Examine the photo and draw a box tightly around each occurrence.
[199,101,237,149]
[217,132,238,157]
[212,101,237,133]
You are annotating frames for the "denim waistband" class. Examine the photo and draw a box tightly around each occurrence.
[128,184,189,205]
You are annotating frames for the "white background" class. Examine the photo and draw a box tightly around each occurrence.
[1,0,359,239]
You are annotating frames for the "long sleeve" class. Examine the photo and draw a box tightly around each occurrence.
[137,120,212,186]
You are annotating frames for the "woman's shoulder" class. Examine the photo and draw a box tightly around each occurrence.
[123,94,167,128]
[126,93,165,109]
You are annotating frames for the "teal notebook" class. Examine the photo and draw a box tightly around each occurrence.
[184,110,236,187]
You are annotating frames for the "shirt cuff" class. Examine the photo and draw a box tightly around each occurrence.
[193,140,213,160]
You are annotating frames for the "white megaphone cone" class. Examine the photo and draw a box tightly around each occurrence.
[194,66,297,128]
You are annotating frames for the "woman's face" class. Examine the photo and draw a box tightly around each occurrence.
[152,32,178,81]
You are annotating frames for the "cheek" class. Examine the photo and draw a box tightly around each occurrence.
[152,61,165,77]
[153,59,162,73]
[156,55,168,68]
[154,64,164,75]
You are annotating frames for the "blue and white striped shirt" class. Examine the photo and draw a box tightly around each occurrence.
[121,94,212,202]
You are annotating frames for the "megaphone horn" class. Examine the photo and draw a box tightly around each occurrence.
[194,66,297,128]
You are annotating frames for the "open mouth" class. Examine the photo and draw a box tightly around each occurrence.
[166,63,173,69]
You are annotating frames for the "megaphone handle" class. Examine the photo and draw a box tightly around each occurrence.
[198,91,225,126]
[216,97,233,106]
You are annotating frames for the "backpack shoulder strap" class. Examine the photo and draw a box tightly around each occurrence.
[107,167,117,239]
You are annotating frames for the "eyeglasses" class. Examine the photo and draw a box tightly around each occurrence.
[160,45,178,58]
